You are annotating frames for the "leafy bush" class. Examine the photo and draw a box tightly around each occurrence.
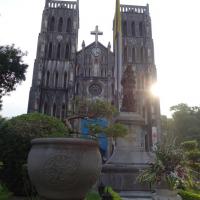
[85,191,101,200]
[137,139,190,190]
[106,187,122,200]
[74,98,117,119]
[178,190,200,200]
[104,123,128,139]
[0,113,69,196]
[0,184,12,200]
[181,140,198,151]
[181,140,200,188]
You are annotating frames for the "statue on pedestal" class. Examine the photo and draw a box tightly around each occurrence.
[121,64,136,112]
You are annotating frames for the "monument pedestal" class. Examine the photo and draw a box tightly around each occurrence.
[101,112,154,191]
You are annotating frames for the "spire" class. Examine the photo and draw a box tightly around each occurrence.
[82,40,85,48]
[108,42,111,50]
[45,0,48,8]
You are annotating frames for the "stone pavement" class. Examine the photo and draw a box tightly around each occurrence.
[120,191,153,200]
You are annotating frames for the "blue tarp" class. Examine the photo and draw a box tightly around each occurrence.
[81,118,108,152]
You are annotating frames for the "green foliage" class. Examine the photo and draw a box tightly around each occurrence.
[85,191,101,200]
[0,113,68,196]
[178,190,200,200]
[181,140,200,188]
[0,184,12,200]
[186,151,200,161]
[74,98,117,119]
[88,124,104,135]
[170,103,200,142]
[161,115,175,137]
[87,122,128,139]
[3,112,69,138]
[0,161,3,170]
[0,116,6,129]
[181,140,198,151]
[106,187,122,200]
[104,123,128,138]
[137,139,190,190]
[0,45,28,110]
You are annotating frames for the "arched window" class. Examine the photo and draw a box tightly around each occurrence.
[145,48,148,63]
[58,17,63,32]
[44,44,48,58]
[57,43,61,59]
[112,83,114,95]
[76,66,80,76]
[66,18,72,33]
[141,47,144,63]
[142,106,145,118]
[44,102,48,114]
[139,22,143,37]
[55,71,58,88]
[65,43,70,60]
[53,103,56,117]
[76,83,79,94]
[132,47,136,63]
[131,21,136,37]
[123,21,127,36]
[63,72,67,88]
[48,42,52,59]
[101,69,103,77]
[46,71,50,87]
[61,103,65,119]
[89,68,91,77]
[124,46,127,63]
[141,75,144,89]
[49,16,55,31]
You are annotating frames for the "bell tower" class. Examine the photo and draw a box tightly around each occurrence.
[120,4,161,148]
[28,0,79,119]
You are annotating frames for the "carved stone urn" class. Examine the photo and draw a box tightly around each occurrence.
[27,138,102,200]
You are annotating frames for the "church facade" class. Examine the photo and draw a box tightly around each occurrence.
[28,0,161,150]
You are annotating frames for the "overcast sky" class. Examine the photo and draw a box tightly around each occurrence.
[1,0,200,118]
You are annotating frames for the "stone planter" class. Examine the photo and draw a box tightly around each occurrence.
[27,138,102,200]
[152,189,182,200]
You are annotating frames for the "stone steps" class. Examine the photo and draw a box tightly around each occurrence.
[120,191,153,200]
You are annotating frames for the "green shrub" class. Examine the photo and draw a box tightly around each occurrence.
[106,187,122,200]
[0,113,69,196]
[181,140,198,151]
[85,191,101,200]
[0,184,12,200]
[178,190,200,200]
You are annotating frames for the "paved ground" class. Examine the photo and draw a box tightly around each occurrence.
[11,191,153,200]
[120,191,153,200]
[122,198,152,200]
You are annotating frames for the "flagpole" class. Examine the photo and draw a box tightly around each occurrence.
[114,0,122,112]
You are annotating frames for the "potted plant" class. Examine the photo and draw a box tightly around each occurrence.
[28,99,127,200]
[137,139,190,200]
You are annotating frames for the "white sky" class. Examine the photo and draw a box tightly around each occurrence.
[1,0,200,118]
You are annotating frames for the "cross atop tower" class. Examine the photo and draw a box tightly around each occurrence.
[91,25,103,45]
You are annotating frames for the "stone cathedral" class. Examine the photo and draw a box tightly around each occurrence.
[28,0,161,150]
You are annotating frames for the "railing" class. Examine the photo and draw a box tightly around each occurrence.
[120,5,148,14]
[46,0,77,9]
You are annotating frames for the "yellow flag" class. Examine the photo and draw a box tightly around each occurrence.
[114,0,121,40]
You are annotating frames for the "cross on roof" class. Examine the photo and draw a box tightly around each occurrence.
[90,25,103,45]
